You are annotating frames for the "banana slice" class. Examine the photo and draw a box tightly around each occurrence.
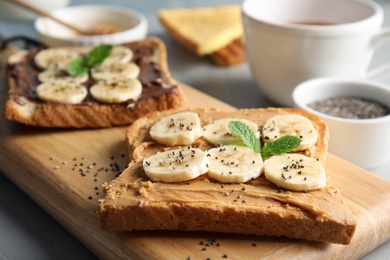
[36,82,87,104]
[202,118,260,145]
[34,48,81,70]
[150,112,202,146]
[8,50,29,64]
[263,154,326,191]
[262,114,318,151]
[207,145,263,183]
[91,62,140,81]
[101,45,133,66]
[143,147,209,182]
[38,68,89,84]
[90,78,142,103]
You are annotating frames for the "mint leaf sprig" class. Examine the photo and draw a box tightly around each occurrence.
[67,44,113,76]
[260,135,302,159]
[228,120,261,153]
[228,121,301,159]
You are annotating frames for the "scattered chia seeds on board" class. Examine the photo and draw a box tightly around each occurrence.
[308,96,390,119]
[48,154,127,200]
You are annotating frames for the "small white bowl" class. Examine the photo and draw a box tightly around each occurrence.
[293,77,390,169]
[35,5,148,47]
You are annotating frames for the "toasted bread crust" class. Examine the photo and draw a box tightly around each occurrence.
[98,108,357,245]
[3,84,185,128]
[3,37,187,128]
[209,39,246,67]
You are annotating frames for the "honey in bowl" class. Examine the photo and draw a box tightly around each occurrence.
[71,25,119,36]
[88,25,119,35]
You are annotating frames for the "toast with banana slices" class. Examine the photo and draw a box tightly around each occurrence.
[98,107,357,245]
[3,37,186,128]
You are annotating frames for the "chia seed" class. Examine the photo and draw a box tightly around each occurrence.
[308,96,390,119]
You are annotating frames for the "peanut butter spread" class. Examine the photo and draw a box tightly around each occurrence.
[108,166,347,220]
[100,108,357,244]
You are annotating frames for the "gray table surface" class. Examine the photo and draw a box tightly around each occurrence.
[1,0,390,259]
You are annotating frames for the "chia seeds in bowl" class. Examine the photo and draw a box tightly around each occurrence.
[293,77,390,169]
[308,96,390,120]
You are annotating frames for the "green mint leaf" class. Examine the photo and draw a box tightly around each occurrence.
[85,44,113,67]
[260,135,302,160]
[228,121,302,160]
[66,44,114,77]
[228,121,261,153]
[67,57,88,76]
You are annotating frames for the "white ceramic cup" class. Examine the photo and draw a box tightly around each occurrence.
[242,0,390,106]
[293,77,390,170]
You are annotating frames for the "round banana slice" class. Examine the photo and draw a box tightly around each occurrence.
[90,78,142,103]
[143,147,209,182]
[36,82,87,104]
[262,114,318,151]
[34,48,81,70]
[263,154,326,191]
[202,118,260,145]
[38,68,89,84]
[91,62,140,81]
[101,45,133,66]
[207,145,263,183]
[8,50,29,64]
[150,112,202,146]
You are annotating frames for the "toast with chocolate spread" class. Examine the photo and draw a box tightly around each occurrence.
[3,37,186,128]
[98,107,357,245]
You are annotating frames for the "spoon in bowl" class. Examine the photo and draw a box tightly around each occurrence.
[8,0,115,35]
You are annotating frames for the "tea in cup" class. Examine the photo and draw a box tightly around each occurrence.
[242,0,390,106]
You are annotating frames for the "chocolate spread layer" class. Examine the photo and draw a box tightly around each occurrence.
[8,41,179,107]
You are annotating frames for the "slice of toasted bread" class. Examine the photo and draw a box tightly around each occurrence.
[3,37,187,128]
[159,5,243,57]
[98,107,357,245]
[208,38,246,67]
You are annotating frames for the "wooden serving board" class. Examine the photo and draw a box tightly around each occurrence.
[1,46,390,260]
